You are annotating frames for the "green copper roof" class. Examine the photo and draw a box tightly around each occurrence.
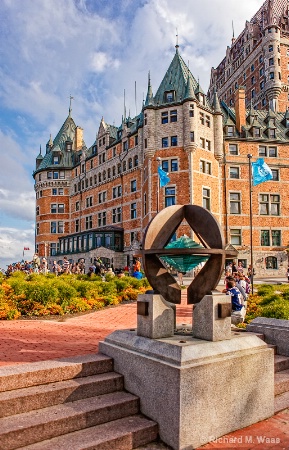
[145,72,154,106]
[221,100,289,141]
[34,115,79,174]
[153,49,200,105]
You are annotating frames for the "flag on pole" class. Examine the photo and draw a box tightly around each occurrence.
[252,158,273,186]
[157,166,170,187]
[24,247,30,251]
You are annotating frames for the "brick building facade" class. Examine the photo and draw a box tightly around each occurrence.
[33,20,289,276]
[208,0,289,112]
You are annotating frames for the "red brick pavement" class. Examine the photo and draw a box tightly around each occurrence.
[0,301,289,450]
[0,302,193,366]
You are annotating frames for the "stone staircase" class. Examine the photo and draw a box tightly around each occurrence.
[0,354,158,450]
[246,332,289,414]
[273,352,289,413]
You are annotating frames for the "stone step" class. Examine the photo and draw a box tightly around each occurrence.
[275,369,289,396]
[0,391,139,450]
[274,355,289,373]
[267,344,277,354]
[275,390,289,414]
[0,354,113,393]
[19,414,158,450]
[0,372,123,418]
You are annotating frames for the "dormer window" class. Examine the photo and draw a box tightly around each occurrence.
[164,91,175,103]
[253,127,261,137]
[198,93,205,105]
[286,119,289,128]
[53,156,59,165]
[226,126,235,137]
[268,128,276,138]
[66,142,72,151]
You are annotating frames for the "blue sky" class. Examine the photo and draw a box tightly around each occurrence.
[0,0,263,267]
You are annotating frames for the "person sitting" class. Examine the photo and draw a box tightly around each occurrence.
[224,280,246,324]
[133,270,143,279]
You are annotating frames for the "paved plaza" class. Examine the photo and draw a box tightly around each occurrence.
[0,295,288,449]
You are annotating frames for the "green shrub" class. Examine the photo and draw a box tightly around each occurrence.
[260,293,282,305]
[261,300,289,320]
[52,279,78,302]
[72,280,94,299]
[24,281,59,306]
[257,285,275,296]
[281,289,289,300]
[114,279,130,293]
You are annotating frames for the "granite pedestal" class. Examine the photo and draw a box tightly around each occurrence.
[100,331,274,450]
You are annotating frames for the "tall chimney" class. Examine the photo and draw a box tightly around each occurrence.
[235,87,246,133]
[75,126,83,150]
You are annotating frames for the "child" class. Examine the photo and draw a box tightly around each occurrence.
[225,280,246,322]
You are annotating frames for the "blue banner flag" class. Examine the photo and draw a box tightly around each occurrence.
[252,158,273,186]
[158,166,170,187]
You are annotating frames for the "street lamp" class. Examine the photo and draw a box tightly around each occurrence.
[247,153,254,293]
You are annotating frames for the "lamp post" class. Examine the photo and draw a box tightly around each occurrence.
[156,157,161,213]
[247,153,254,293]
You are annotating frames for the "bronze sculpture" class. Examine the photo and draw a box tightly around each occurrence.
[142,205,237,305]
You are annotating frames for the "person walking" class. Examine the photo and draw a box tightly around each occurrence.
[62,256,70,274]
[32,253,40,273]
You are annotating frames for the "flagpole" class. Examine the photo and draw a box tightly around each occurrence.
[156,157,161,213]
[247,153,254,293]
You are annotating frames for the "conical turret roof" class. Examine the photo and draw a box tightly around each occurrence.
[153,49,200,105]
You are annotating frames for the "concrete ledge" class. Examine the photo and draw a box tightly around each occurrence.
[102,329,270,367]
[247,317,289,356]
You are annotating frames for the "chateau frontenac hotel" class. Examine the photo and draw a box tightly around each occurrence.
[34,0,289,275]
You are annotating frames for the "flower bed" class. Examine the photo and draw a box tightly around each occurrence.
[0,271,150,319]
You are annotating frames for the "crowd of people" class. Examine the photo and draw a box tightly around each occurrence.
[3,254,144,280]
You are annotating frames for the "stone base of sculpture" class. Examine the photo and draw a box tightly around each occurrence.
[100,329,274,450]
[137,293,175,339]
[192,292,231,341]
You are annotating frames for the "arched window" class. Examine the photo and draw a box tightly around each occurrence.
[103,170,106,181]
[265,256,277,269]
[134,155,138,167]
[98,173,101,183]
[112,166,116,177]
[117,163,121,174]
[107,168,111,179]
[128,158,132,169]
[123,161,126,172]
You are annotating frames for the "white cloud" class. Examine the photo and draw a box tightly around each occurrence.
[90,52,120,72]
[0,227,35,268]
